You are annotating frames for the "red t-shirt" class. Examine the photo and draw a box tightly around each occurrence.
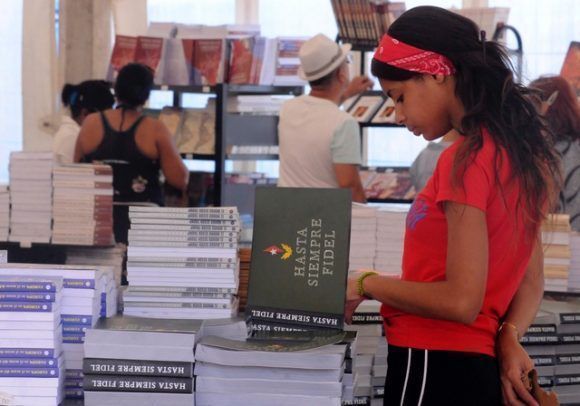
[381,129,535,357]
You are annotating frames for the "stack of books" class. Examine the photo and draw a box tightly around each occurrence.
[238,247,251,313]
[66,245,126,308]
[8,152,54,244]
[0,263,114,401]
[52,164,114,246]
[347,300,385,405]
[522,299,580,402]
[331,0,406,48]
[227,95,288,115]
[542,214,572,292]
[374,205,409,277]
[569,233,580,291]
[0,275,64,406]
[195,335,347,405]
[0,185,8,241]
[124,206,241,319]
[83,316,200,406]
[349,204,378,272]
[359,168,416,201]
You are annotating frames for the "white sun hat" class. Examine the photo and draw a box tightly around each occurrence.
[297,34,352,82]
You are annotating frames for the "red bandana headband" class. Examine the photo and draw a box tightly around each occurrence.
[374,34,456,76]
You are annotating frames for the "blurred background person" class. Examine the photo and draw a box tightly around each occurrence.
[531,75,580,231]
[53,80,114,164]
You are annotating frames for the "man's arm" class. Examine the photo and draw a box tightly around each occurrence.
[333,163,366,203]
[340,75,374,105]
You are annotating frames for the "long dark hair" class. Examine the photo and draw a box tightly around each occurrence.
[530,75,580,142]
[371,6,561,231]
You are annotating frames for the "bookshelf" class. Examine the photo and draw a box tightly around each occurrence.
[155,83,303,212]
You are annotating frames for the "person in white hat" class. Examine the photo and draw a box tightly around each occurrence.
[277,34,372,202]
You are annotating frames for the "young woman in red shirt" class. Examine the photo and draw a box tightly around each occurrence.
[345,6,561,405]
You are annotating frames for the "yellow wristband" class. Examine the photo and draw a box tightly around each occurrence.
[356,271,378,297]
[498,321,520,339]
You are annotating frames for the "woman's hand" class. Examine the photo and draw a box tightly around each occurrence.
[344,271,367,324]
[496,325,539,406]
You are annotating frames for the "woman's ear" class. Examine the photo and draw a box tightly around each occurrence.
[431,74,446,84]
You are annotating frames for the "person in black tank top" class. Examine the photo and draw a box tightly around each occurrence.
[75,63,188,246]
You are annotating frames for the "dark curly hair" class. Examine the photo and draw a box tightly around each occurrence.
[371,6,561,232]
[114,63,154,108]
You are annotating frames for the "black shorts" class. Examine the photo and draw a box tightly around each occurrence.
[384,345,502,405]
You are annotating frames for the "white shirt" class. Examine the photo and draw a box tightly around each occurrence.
[278,95,362,188]
[52,115,80,164]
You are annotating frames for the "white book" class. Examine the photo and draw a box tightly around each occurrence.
[195,342,345,369]
[194,361,343,381]
[195,392,340,406]
[196,376,342,396]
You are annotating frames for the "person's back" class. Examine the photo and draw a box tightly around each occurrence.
[278,95,359,188]
[409,130,460,191]
[75,63,188,244]
[556,137,580,230]
[276,34,371,203]
[80,108,165,205]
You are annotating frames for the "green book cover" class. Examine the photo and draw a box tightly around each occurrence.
[247,187,351,330]
[95,315,202,334]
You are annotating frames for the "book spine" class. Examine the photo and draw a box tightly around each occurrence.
[350,312,382,324]
[65,378,84,389]
[555,375,580,386]
[559,334,580,344]
[0,358,58,368]
[63,325,88,335]
[130,218,239,226]
[342,397,372,406]
[64,279,96,289]
[83,375,194,393]
[0,292,56,302]
[129,241,236,249]
[128,257,236,265]
[66,369,84,379]
[62,315,93,325]
[526,325,557,334]
[0,367,60,378]
[129,230,237,238]
[247,306,343,329]
[64,388,84,399]
[557,354,580,364]
[0,282,57,292]
[129,206,237,215]
[129,212,238,220]
[63,335,85,344]
[0,348,55,359]
[124,291,232,300]
[83,358,193,378]
[123,301,229,310]
[127,261,237,270]
[0,302,54,312]
[560,313,580,323]
[131,224,239,232]
[124,286,235,294]
[519,334,560,345]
